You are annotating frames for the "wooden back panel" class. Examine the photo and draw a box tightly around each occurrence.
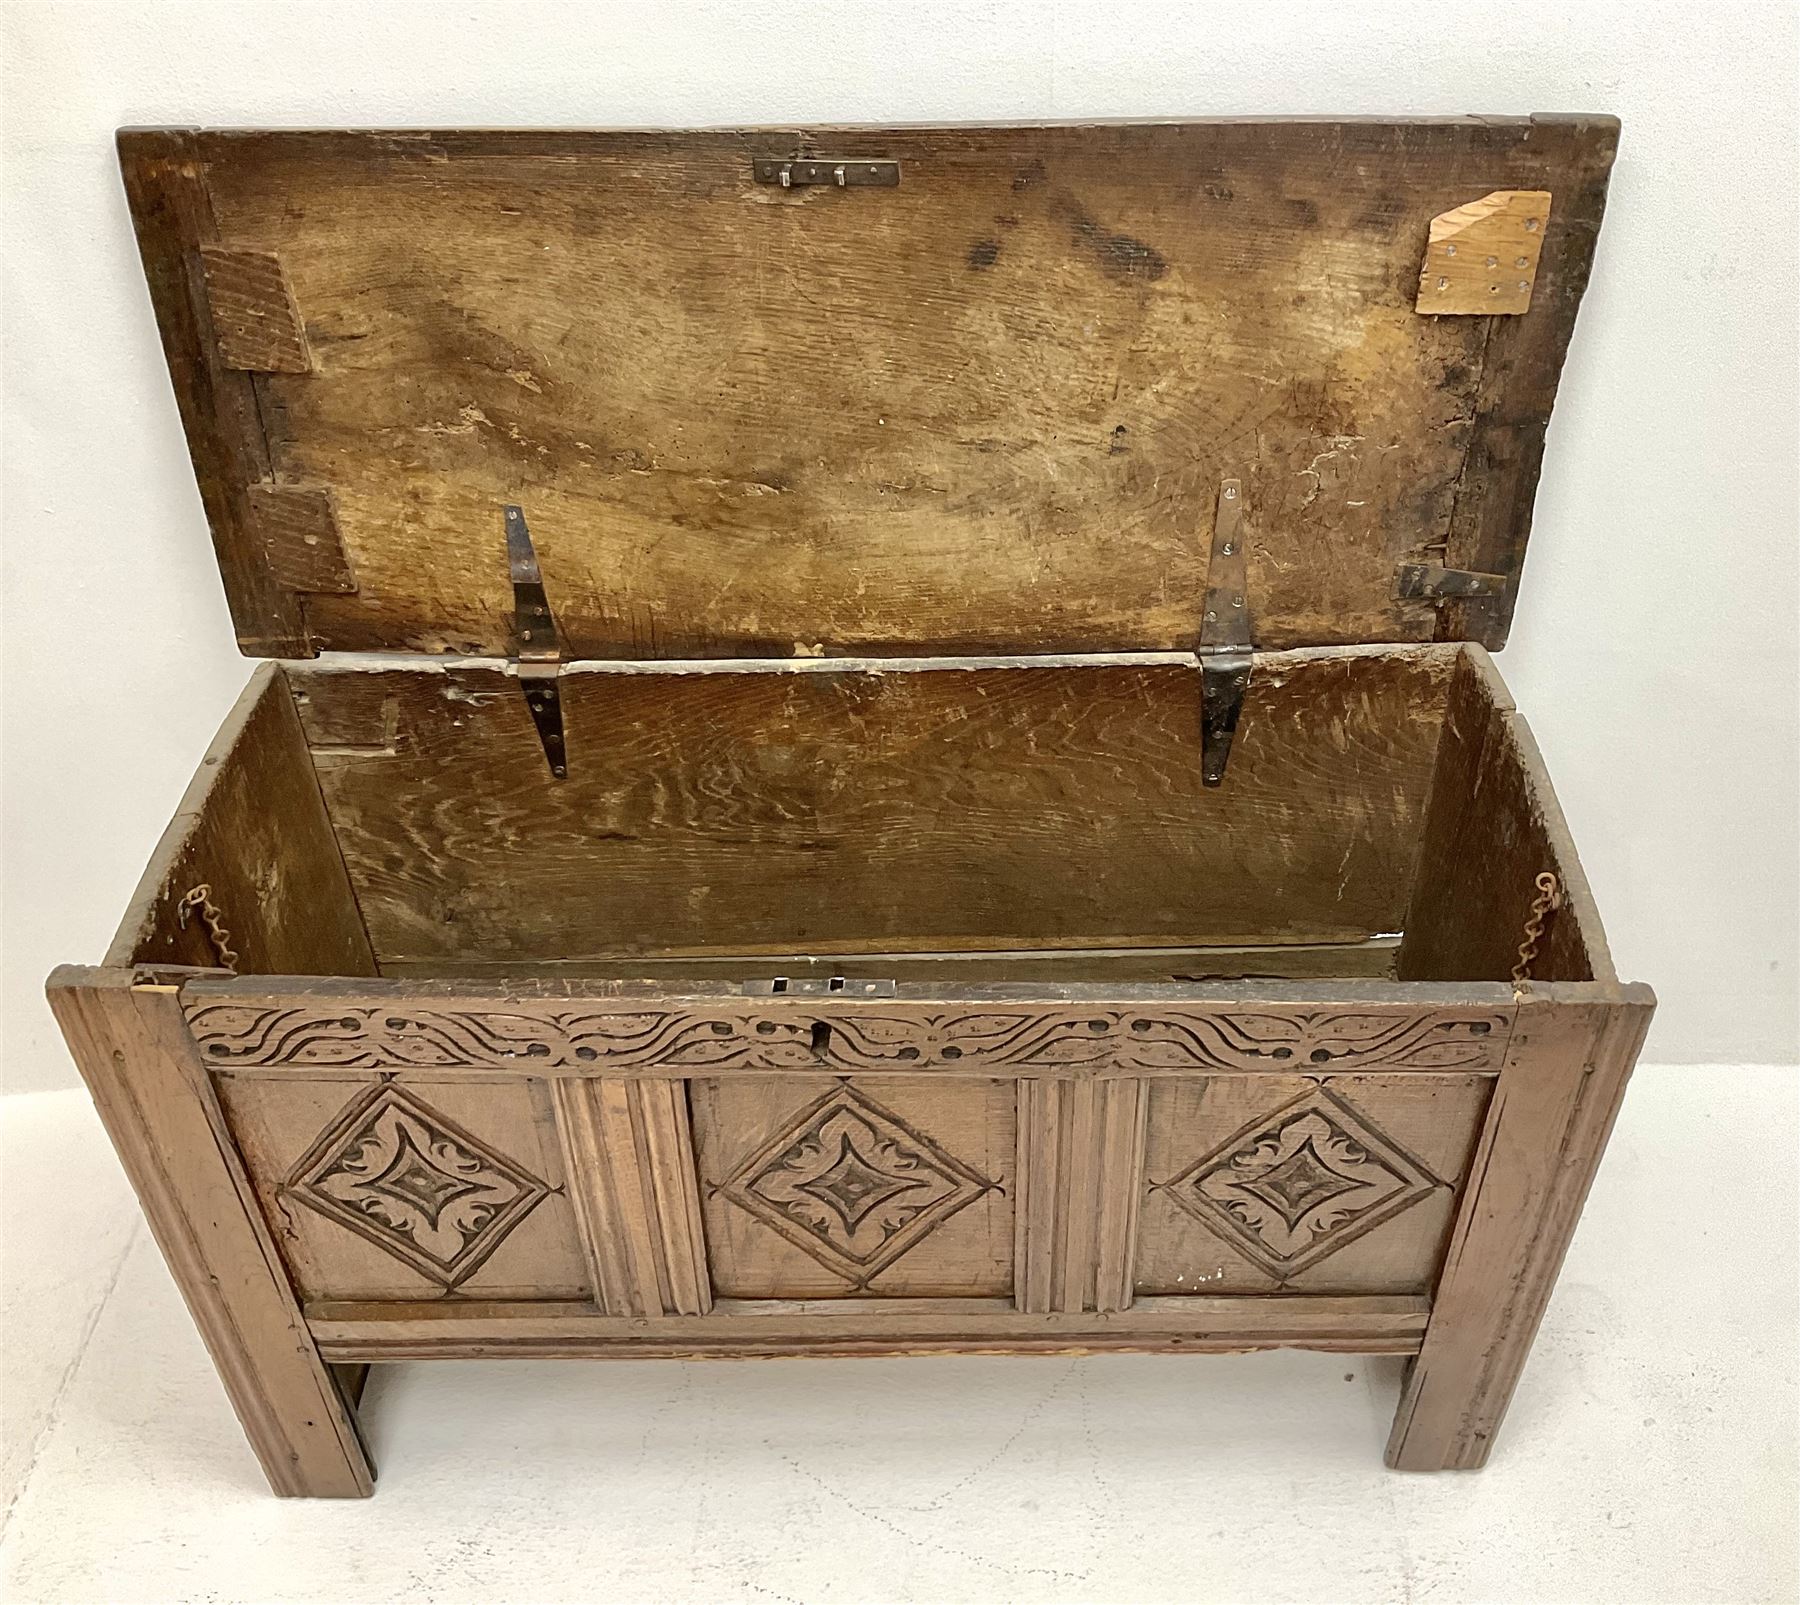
[121,120,1616,660]
[285,647,1455,966]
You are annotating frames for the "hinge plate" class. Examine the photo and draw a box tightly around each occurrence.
[1198,478,1254,786]
[741,977,897,997]
[752,158,899,189]
[1396,562,1511,601]
[505,504,567,780]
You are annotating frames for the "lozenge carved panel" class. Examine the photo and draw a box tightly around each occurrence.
[1158,1085,1438,1277]
[718,1083,996,1285]
[283,1084,549,1288]
[1137,1074,1492,1296]
[215,1074,590,1301]
[691,1075,1016,1298]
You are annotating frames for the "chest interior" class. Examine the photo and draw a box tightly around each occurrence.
[111,118,1619,993]
[110,641,1608,990]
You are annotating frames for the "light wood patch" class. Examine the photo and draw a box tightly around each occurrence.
[1416,190,1552,315]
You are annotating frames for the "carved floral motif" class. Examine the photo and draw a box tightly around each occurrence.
[718,1085,993,1286]
[1160,1086,1441,1276]
[187,999,1510,1075]
[284,1085,548,1286]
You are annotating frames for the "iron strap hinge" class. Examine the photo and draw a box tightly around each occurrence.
[1197,478,1254,787]
[505,504,568,781]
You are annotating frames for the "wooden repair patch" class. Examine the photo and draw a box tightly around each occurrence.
[199,246,311,371]
[246,484,356,593]
[1415,190,1551,315]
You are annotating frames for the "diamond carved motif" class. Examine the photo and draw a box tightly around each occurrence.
[284,1085,549,1287]
[720,1085,993,1287]
[1161,1087,1441,1277]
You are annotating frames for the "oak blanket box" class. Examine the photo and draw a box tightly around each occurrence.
[49,117,1653,1495]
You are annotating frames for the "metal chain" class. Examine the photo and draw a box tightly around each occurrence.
[1511,871,1562,988]
[177,883,239,973]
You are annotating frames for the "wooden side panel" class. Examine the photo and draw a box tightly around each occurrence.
[105,666,376,979]
[291,650,1453,965]
[123,120,1615,659]
[1015,1078,1147,1314]
[1399,648,1612,983]
[552,1078,711,1316]
[1387,988,1653,1469]
[46,969,371,1497]
[214,1074,589,1302]
[1137,1073,1493,1296]
[689,1076,1015,1298]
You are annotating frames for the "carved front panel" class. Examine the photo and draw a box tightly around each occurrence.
[1136,1074,1493,1295]
[216,1075,589,1301]
[199,993,1507,1309]
[691,1077,1015,1298]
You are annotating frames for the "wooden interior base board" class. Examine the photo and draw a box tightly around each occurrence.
[377,938,1403,984]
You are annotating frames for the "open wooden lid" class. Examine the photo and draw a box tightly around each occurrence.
[121,118,1615,661]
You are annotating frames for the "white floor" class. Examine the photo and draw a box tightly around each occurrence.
[2,1068,1795,1605]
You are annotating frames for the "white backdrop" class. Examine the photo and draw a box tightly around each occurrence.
[2,0,1796,1092]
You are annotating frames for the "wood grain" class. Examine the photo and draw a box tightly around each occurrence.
[47,969,373,1496]
[121,119,1615,658]
[1386,987,1653,1469]
[289,648,1454,964]
[376,937,1403,984]
[1430,128,1617,647]
[198,247,311,372]
[305,1293,1431,1361]
[105,666,376,979]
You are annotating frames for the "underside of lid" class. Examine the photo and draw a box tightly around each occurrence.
[118,117,1617,661]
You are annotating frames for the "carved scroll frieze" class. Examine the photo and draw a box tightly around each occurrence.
[186,999,1513,1078]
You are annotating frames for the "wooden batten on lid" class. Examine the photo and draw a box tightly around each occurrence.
[120,116,1617,675]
